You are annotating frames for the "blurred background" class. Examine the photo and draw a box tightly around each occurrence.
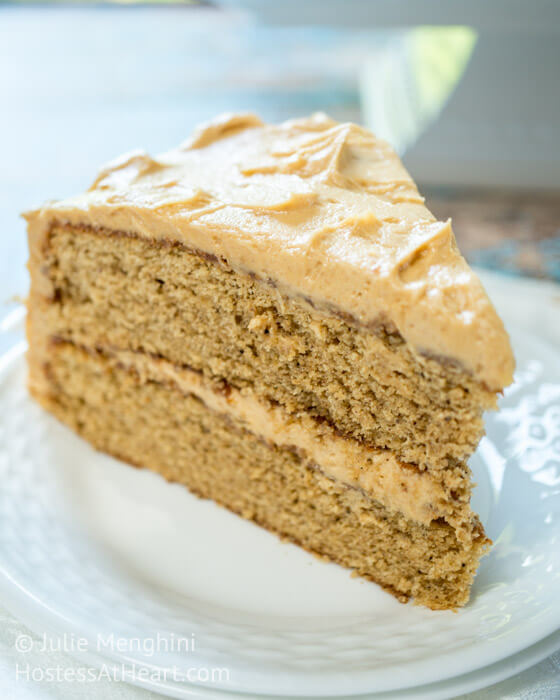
[1,4,559,699]
[1,0,559,305]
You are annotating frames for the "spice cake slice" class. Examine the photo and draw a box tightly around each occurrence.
[24,113,515,610]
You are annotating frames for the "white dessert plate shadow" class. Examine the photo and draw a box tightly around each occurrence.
[0,296,559,697]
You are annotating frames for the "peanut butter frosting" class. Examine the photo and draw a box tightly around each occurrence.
[25,112,514,389]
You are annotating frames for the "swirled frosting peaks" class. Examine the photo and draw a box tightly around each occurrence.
[25,113,514,389]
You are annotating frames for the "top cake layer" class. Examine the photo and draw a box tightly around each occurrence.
[25,112,514,390]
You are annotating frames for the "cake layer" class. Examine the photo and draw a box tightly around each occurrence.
[23,113,515,391]
[29,223,496,472]
[31,339,489,610]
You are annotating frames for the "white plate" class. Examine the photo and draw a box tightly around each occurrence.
[0,306,559,698]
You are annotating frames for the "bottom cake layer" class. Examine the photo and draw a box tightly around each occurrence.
[30,341,489,610]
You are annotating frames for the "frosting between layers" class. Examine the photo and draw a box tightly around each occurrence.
[101,346,463,529]
[24,112,514,389]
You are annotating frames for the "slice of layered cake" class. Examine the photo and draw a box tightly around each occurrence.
[24,113,514,609]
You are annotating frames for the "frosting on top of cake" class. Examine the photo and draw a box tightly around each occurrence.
[25,112,515,389]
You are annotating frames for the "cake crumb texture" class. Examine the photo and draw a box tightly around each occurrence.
[38,224,495,473]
